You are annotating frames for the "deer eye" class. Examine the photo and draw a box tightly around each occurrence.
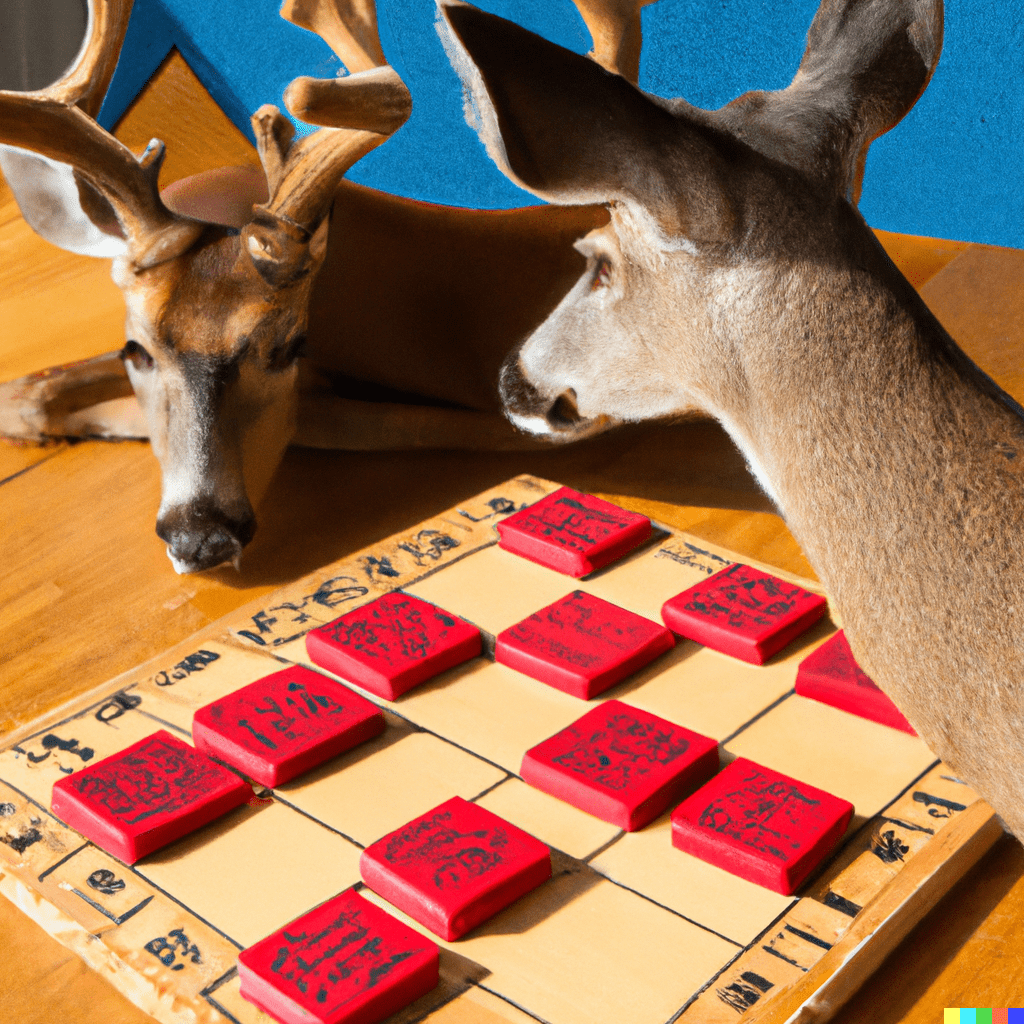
[592,258,612,291]
[120,340,154,370]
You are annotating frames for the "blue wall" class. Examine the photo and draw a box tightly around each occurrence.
[100,0,1024,248]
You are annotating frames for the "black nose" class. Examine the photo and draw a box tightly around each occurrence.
[498,350,547,419]
[499,350,583,432]
[156,498,256,574]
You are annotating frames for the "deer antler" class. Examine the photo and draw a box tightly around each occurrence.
[571,0,656,85]
[243,0,411,284]
[0,0,203,267]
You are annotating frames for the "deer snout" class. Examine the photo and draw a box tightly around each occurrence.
[498,352,612,441]
[156,498,257,575]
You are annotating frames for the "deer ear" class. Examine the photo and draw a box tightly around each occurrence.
[0,145,129,258]
[441,2,734,241]
[786,0,942,202]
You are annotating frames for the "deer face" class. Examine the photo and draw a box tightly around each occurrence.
[498,211,732,441]
[444,0,942,446]
[0,0,410,573]
[113,224,317,572]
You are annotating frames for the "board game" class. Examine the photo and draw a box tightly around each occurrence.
[0,476,1002,1024]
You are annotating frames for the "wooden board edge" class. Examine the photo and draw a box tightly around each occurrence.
[0,869,225,1024]
[746,800,1004,1024]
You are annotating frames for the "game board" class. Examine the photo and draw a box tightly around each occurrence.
[0,476,1002,1024]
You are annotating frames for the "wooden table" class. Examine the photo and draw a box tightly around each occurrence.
[3,53,1024,1024]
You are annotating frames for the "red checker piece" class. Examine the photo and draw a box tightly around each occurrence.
[661,563,827,665]
[305,592,481,700]
[496,485,651,577]
[521,699,719,830]
[360,796,551,941]
[795,630,915,734]
[192,665,386,788]
[496,590,674,699]
[50,730,250,864]
[671,757,854,895]
[238,888,439,1024]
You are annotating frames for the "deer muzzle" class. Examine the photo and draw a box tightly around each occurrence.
[156,497,257,575]
[498,351,613,441]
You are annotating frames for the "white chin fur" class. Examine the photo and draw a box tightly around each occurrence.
[166,547,243,575]
[507,412,558,436]
[167,548,194,576]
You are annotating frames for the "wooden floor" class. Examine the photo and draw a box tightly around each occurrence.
[3,52,1024,1024]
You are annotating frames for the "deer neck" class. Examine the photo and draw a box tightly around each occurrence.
[711,237,1024,701]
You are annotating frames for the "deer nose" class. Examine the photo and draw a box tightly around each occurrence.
[155,499,257,574]
[499,352,584,436]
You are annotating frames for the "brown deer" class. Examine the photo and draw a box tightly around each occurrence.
[0,0,637,574]
[0,0,421,573]
[442,0,1024,840]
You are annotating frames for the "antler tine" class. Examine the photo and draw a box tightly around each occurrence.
[256,119,387,230]
[247,0,409,236]
[279,0,411,136]
[572,0,656,85]
[0,0,202,266]
[281,0,385,74]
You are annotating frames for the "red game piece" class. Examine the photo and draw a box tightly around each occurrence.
[661,563,827,665]
[50,730,250,864]
[671,757,854,895]
[305,592,481,700]
[495,486,651,577]
[238,888,439,1024]
[795,630,916,734]
[496,590,674,699]
[521,700,719,830]
[192,665,386,788]
[360,796,551,941]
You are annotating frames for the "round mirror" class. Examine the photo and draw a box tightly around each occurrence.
[0,0,88,92]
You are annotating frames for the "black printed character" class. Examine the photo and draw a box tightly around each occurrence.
[383,810,507,889]
[145,928,201,972]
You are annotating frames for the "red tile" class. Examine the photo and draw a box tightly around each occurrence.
[671,757,854,895]
[192,665,386,788]
[795,631,916,734]
[305,592,481,700]
[496,486,651,577]
[521,700,719,830]
[661,563,827,664]
[238,888,439,1024]
[360,796,551,941]
[496,590,674,699]
[50,730,250,864]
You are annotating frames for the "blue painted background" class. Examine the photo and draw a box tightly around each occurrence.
[99,0,1024,248]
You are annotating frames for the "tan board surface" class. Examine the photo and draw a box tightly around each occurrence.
[0,476,1001,1024]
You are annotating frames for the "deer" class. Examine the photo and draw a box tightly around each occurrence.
[0,0,653,576]
[440,0,1024,842]
[0,0,425,574]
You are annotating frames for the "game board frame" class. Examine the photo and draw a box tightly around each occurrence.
[0,475,1003,1024]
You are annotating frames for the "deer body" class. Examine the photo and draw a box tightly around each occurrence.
[443,0,1024,837]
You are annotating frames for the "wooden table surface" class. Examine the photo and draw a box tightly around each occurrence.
[3,52,1024,1024]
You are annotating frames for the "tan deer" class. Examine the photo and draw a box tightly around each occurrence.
[442,0,1024,840]
[1,0,655,575]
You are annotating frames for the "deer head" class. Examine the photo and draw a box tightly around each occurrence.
[0,0,409,574]
[441,0,943,453]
